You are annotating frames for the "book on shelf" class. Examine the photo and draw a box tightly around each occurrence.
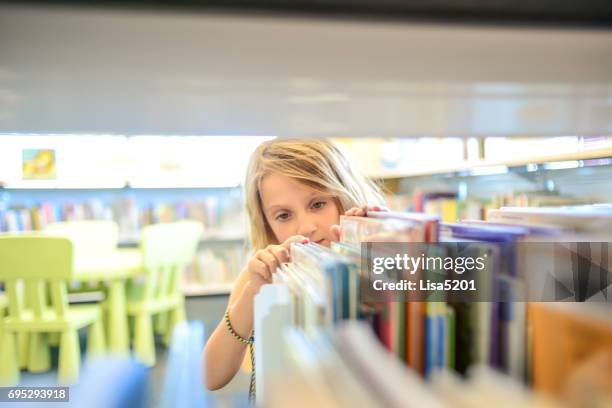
[529,302,612,401]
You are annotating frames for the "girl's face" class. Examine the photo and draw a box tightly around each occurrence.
[260,173,341,247]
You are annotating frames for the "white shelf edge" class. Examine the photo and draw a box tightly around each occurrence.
[369,146,612,179]
[118,232,246,246]
[67,292,105,303]
[183,282,234,297]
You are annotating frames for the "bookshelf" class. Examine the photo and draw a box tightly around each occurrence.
[371,144,612,223]
[119,232,245,297]
[0,186,248,297]
[115,233,245,297]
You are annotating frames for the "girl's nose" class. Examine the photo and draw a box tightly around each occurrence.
[297,217,317,238]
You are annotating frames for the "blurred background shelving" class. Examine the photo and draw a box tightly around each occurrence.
[0,135,264,296]
[2,135,612,297]
[337,136,612,222]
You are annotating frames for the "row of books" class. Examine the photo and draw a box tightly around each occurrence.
[365,207,611,387]
[0,197,244,236]
[387,190,588,224]
[112,197,244,238]
[388,191,483,222]
[0,200,113,232]
[488,192,588,209]
[269,322,561,408]
[341,212,500,379]
[253,206,612,406]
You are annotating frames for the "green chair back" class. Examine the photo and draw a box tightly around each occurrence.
[127,221,202,366]
[139,221,203,302]
[0,235,73,320]
[44,220,119,260]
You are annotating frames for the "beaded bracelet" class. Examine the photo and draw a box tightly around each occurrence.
[224,309,253,345]
[224,309,256,403]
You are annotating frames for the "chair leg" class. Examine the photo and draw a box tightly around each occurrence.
[0,331,19,386]
[48,332,60,347]
[154,312,169,336]
[28,332,51,373]
[107,281,129,355]
[44,288,59,348]
[17,332,29,369]
[58,330,80,385]
[164,303,186,346]
[127,315,134,343]
[134,313,155,366]
[87,319,106,361]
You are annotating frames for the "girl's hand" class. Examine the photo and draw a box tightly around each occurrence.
[343,204,388,217]
[247,235,309,287]
[330,205,389,241]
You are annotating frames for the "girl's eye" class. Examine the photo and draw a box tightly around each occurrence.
[312,200,327,210]
[275,212,291,221]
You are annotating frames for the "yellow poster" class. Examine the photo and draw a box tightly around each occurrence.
[22,148,57,180]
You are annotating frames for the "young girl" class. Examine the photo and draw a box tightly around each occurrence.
[203,139,386,392]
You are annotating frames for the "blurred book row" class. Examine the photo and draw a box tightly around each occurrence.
[253,206,612,407]
[0,196,245,239]
[2,189,587,235]
[385,189,590,223]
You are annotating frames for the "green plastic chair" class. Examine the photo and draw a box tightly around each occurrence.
[0,292,6,370]
[44,220,120,296]
[127,221,203,366]
[44,220,134,351]
[0,235,106,385]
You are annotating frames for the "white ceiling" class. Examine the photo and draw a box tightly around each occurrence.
[0,4,611,136]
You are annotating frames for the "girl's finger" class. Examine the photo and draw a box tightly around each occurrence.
[369,205,388,212]
[281,235,310,250]
[269,245,290,264]
[344,204,388,218]
[344,207,358,216]
[258,250,279,276]
[330,224,342,242]
[251,258,272,281]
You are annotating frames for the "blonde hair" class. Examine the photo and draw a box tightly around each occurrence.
[245,139,385,250]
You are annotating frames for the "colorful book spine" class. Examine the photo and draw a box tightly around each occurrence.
[446,305,456,369]
[436,303,447,370]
